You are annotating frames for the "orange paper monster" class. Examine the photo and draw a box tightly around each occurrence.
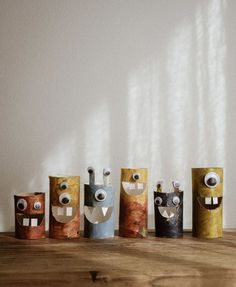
[119,168,148,238]
[14,192,45,239]
[49,176,80,239]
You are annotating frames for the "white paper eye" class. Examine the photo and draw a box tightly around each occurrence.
[173,196,180,205]
[59,182,69,190]
[204,172,220,188]
[34,201,41,210]
[103,168,111,176]
[133,173,140,180]
[95,189,107,202]
[59,193,71,205]
[154,196,163,206]
[17,199,27,211]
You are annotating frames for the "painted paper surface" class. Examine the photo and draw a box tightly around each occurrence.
[119,168,148,238]
[84,168,115,239]
[154,186,183,238]
[49,176,80,239]
[192,168,223,239]
[14,192,45,239]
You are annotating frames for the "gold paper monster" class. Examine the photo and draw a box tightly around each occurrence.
[192,167,223,239]
[119,168,148,238]
[49,176,80,239]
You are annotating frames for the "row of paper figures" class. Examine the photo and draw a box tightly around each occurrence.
[14,167,223,240]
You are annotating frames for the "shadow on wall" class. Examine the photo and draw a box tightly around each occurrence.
[0,0,228,231]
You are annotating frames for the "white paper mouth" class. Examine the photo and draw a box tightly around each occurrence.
[16,214,44,227]
[52,206,77,223]
[122,182,146,196]
[84,206,113,224]
[158,207,177,219]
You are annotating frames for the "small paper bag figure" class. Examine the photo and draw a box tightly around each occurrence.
[119,168,148,238]
[14,192,45,239]
[192,167,223,238]
[154,181,183,238]
[84,167,115,239]
[49,175,80,239]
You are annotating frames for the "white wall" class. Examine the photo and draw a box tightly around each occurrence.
[0,0,235,232]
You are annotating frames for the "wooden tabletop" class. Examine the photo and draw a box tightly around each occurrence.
[0,231,235,286]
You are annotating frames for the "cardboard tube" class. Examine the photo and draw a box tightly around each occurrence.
[154,190,183,238]
[119,168,148,238]
[84,168,115,239]
[192,167,223,239]
[49,176,80,239]
[14,192,45,239]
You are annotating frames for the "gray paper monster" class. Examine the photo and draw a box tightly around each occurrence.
[84,167,115,239]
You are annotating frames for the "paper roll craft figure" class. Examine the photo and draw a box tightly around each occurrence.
[14,192,45,239]
[154,181,183,238]
[119,168,148,238]
[192,167,223,239]
[49,176,80,239]
[84,167,115,239]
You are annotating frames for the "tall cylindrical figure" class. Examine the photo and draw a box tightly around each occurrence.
[154,181,183,238]
[119,168,148,238]
[192,167,223,238]
[49,175,80,239]
[14,192,45,239]
[84,167,115,239]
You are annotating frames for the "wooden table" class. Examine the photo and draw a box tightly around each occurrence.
[0,231,235,286]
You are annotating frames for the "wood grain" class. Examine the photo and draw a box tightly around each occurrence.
[0,231,235,286]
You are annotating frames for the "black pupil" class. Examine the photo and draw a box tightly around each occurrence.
[35,204,40,209]
[61,184,67,190]
[97,193,105,200]
[18,203,24,210]
[207,177,217,186]
[134,175,139,180]
[62,197,69,204]
[157,198,161,205]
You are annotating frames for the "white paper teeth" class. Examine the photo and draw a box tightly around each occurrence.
[31,218,38,227]
[23,218,30,226]
[169,212,175,218]
[66,207,73,216]
[205,197,212,205]
[129,183,136,189]
[102,207,108,216]
[213,197,218,204]
[137,183,144,190]
[57,207,64,216]
[162,210,169,218]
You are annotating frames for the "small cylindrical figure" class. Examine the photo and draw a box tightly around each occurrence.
[49,175,80,239]
[119,168,148,238]
[14,192,45,239]
[192,167,223,239]
[154,181,183,238]
[84,167,115,239]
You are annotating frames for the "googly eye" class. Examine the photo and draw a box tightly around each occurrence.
[133,173,140,181]
[59,193,71,205]
[204,172,220,188]
[95,189,107,202]
[172,181,180,189]
[17,199,27,211]
[87,167,94,174]
[103,168,111,176]
[154,196,163,206]
[59,182,69,190]
[34,201,41,210]
[173,196,180,205]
